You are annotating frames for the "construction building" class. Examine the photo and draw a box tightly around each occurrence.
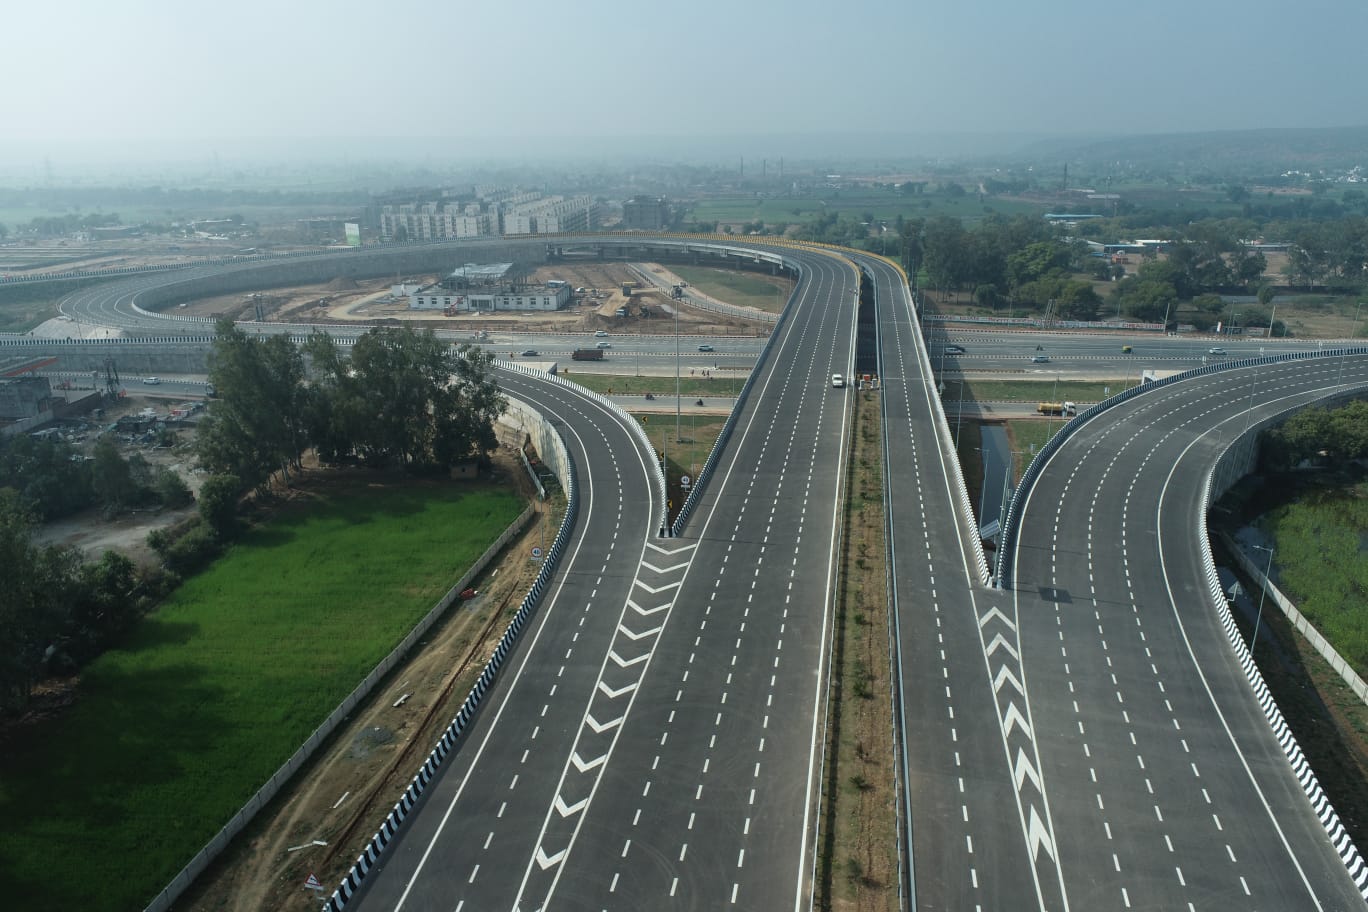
[622,196,671,230]
[408,262,573,312]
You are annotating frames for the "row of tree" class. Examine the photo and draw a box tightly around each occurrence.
[195,321,506,492]
[0,491,143,713]
[0,432,191,521]
[1262,400,1368,471]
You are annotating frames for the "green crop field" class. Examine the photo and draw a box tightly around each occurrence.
[668,265,791,313]
[0,482,524,912]
[1260,481,1368,677]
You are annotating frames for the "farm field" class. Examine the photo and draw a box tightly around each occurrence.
[0,481,524,912]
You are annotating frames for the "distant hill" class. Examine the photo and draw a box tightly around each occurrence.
[1016,126,1368,173]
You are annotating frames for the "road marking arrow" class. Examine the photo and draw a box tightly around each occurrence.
[1002,701,1032,740]
[978,605,1018,632]
[993,665,1025,696]
[646,541,697,555]
[985,632,1020,661]
[633,579,682,594]
[626,598,670,617]
[641,560,691,574]
[597,680,637,699]
[1013,747,1043,793]
[617,623,662,641]
[585,713,624,733]
[554,795,589,817]
[607,649,649,668]
[570,752,607,773]
[1027,805,1057,863]
[535,846,567,869]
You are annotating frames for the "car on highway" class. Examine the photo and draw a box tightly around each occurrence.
[594,330,609,337]
[596,341,611,349]
[142,376,161,385]
[831,373,844,388]
[1031,355,1050,363]
[520,349,538,357]
[1208,346,1226,355]
[944,344,966,354]
[698,344,714,352]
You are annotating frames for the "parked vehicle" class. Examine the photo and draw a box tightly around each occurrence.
[572,349,605,361]
[1037,401,1077,416]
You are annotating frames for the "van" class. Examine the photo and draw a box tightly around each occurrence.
[831,373,844,388]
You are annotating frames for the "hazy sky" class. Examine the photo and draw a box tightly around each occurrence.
[4,0,1366,163]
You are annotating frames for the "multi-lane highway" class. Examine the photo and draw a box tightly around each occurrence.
[21,236,1368,911]
[1008,354,1368,910]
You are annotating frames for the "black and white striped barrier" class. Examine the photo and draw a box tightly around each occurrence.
[321,432,579,912]
[1196,461,1368,900]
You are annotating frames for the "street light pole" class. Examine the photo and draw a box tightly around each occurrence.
[1251,544,1275,650]
[1339,301,1364,388]
[675,298,681,443]
[955,378,965,450]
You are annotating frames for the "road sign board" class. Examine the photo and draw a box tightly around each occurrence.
[304,873,323,891]
[531,547,543,560]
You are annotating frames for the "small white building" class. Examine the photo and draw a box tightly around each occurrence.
[410,282,572,312]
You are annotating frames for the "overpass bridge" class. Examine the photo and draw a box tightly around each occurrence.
[23,234,1368,911]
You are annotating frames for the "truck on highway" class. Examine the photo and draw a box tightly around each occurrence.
[1037,401,1077,416]
[572,348,605,361]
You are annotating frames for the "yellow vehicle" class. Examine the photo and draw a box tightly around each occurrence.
[1122,345,1133,353]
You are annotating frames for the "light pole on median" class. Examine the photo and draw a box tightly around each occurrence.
[675,298,681,443]
[1339,301,1364,388]
[1250,544,1275,651]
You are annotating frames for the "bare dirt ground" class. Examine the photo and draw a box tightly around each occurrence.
[178,450,552,912]
[176,263,772,339]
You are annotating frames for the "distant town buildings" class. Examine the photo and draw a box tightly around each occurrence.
[378,189,597,242]
[621,196,671,230]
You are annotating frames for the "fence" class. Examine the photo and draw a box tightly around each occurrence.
[143,502,538,912]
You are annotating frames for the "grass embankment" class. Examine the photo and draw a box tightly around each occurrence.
[1213,469,1368,853]
[1258,477,1368,676]
[949,378,1121,403]
[667,265,791,313]
[0,482,524,912]
[0,287,64,332]
[563,371,746,399]
[818,388,897,911]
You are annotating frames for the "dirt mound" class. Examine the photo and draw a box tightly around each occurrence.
[325,276,359,291]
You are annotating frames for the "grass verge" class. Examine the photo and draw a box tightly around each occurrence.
[667,265,791,313]
[562,370,746,400]
[0,480,524,912]
[817,388,897,911]
[947,378,1122,403]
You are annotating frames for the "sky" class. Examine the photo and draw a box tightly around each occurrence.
[4,0,1367,167]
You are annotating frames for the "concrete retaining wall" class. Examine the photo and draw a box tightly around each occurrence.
[1219,530,1368,706]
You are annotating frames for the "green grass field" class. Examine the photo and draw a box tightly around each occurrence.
[563,371,746,399]
[1005,420,1065,476]
[668,265,790,313]
[0,482,524,912]
[950,378,1123,403]
[1259,480,1368,677]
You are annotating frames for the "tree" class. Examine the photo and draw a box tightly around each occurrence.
[91,437,140,511]
[0,491,78,712]
[197,320,308,490]
[1256,284,1277,308]
[197,474,242,536]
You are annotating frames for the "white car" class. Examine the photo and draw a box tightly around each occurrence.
[142,377,161,385]
[1207,346,1226,355]
[831,373,845,388]
[595,330,608,338]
